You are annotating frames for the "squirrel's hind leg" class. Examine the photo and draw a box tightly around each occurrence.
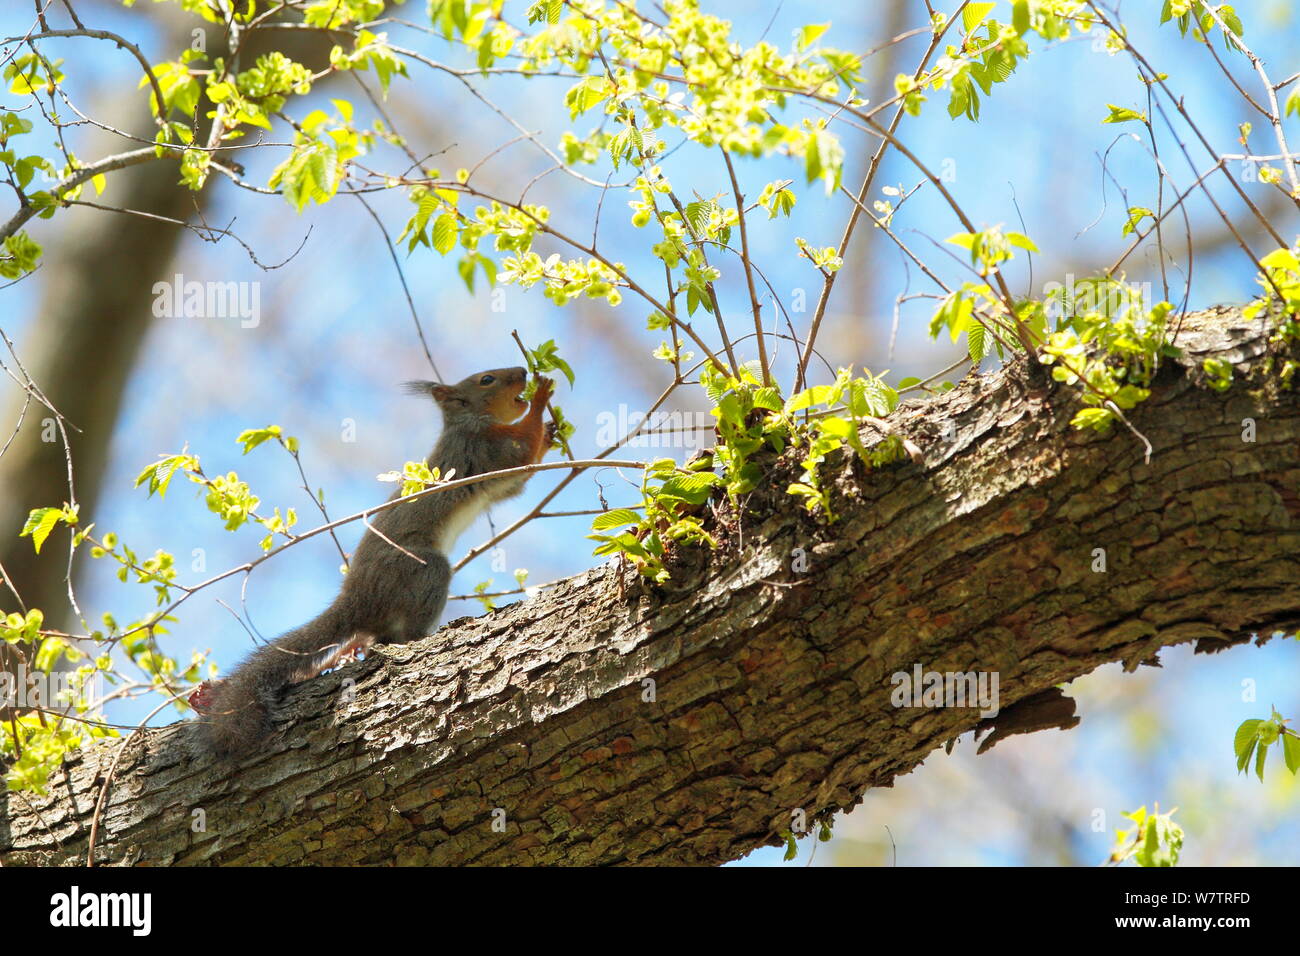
[373,548,451,645]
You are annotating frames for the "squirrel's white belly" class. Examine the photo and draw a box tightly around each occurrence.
[437,491,491,555]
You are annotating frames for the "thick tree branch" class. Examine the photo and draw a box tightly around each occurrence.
[1,308,1297,866]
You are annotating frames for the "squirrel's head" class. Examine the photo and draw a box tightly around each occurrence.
[404,366,529,424]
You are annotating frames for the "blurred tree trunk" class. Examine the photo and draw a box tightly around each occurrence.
[0,17,215,725]
[0,123,200,628]
[0,13,336,634]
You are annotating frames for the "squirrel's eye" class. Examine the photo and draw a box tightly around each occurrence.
[479,374,496,386]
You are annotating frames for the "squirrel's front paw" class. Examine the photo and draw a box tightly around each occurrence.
[544,419,559,447]
[532,375,554,406]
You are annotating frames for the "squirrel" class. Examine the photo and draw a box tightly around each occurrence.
[193,366,555,759]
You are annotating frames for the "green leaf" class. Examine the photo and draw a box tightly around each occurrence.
[1070,407,1115,431]
[683,199,713,236]
[948,70,979,121]
[134,453,195,498]
[1259,247,1300,273]
[796,22,831,51]
[1006,231,1038,252]
[457,254,477,291]
[752,386,783,411]
[948,298,974,342]
[1122,206,1154,237]
[803,126,843,195]
[1234,718,1262,772]
[591,508,640,531]
[968,322,987,362]
[527,338,576,386]
[785,383,837,413]
[432,212,458,254]
[1285,89,1300,119]
[1103,104,1147,125]
[962,2,997,33]
[1283,732,1300,775]
[525,0,562,26]
[236,425,282,454]
[1012,0,1031,34]
[20,507,61,554]
[1219,6,1244,42]
[659,470,720,505]
[564,76,611,119]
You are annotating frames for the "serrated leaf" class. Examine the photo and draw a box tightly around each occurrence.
[236,426,281,455]
[683,200,712,236]
[20,507,61,554]
[591,508,640,531]
[564,75,610,119]
[752,386,783,411]
[968,322,987,362]
[659,470,719,505]
[1283,732,1300,774]
[962,2,996,33]
[432,212,458,254]
[1234,718,1262,772]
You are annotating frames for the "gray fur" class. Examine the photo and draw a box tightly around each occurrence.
[195,366,550,759]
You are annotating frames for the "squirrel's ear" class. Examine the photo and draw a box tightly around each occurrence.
[401,380,440,399]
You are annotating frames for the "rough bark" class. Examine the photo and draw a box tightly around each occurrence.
[1,307,1296,866]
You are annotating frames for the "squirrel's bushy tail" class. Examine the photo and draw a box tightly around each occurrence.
[195,603,358,759]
